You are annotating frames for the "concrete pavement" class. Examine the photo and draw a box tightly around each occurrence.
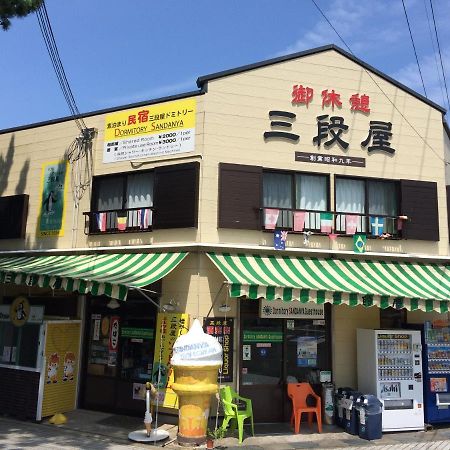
[1,410,450,449]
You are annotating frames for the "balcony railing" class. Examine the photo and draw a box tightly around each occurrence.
[83,207,153,235]
[260,207,404,238]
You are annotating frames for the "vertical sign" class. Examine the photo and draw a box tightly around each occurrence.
[152,312,189,408]
[108,316,120,367]
[203,317,234,382]
[38,161,69,237]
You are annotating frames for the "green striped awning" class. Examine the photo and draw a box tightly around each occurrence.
[207,253,450,313]
[0,252,188,301]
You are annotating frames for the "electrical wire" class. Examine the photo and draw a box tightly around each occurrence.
[429,0,450,111]
[36,1,87,132]
[310,0,449,165]
[423,0,446,107]
[401,0,427,97]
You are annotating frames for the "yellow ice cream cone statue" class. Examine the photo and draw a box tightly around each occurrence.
[170,319,222,446]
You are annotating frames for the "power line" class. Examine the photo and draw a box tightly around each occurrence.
[401,0,427,97]
[423,0,446,107]
[429,0,450,111]
[36,1,87,132]
[310,0,449,165]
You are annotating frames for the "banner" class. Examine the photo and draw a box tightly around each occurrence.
[37,161,69,237]
[103,98,196,163]
[203,317,234,382]
[152,312,189,408]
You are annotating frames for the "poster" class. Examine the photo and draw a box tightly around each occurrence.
[243,345,251,361]
[297,336,317,367]
[37,161,69,237]
[133,383,146,400]
[151,312,189,409]
[430,377,448,393]
[203,317,234,382]
[103,98,196,163]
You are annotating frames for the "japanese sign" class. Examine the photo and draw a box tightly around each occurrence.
[260,299,324,319]
[152,312,189,409]
[108,316,120,367]
[103,98,196,163]
[37,161,69,237]
[264,84,396,161]
[203,317,234,383]
[242,330,283,343]
[121,327,154,340]
[295,152,365,167]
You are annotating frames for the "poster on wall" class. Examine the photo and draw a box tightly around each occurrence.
[297,336,317,367]
[103,98,196,163]
[203,317,234,382]
[151,312,189,409]
[37,161,69,237]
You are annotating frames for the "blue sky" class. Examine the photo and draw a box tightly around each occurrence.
[1,0,450,130]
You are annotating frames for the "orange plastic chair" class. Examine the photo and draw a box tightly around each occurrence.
[287,382,322,434]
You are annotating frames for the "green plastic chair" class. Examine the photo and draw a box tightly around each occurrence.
[219,386,254,444]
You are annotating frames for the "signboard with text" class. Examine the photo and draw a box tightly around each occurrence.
[103,98,196,163]
[203,317,234,383]
[260,299,324,319]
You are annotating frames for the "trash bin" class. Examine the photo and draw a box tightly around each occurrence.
[356,395,383,441]
[334,387,353,429]
[322,383,334,425]
[342,390,361,435]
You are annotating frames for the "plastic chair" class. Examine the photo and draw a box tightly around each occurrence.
[219,386,254,444]
[287,382,322,434]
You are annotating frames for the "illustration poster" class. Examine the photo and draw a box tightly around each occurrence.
[297,336,317,367]
[203,317,233,382]
[151,312,189,409]
[37,161,69,237]
[430,377,448,393]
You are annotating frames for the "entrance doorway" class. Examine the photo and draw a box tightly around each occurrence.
[239,299,331,423]
[80,295,158,415]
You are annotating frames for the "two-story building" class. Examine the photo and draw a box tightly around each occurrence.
[1,44,450,423]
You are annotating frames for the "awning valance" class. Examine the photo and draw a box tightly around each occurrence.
[0,252,188,300]
[207,252,450,313]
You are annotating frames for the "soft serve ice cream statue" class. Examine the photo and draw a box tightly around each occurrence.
[170,319,223,445]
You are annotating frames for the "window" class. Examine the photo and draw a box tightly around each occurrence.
[335,177,398,234]
[263,171,328,229]
[0,194,29,239]
[94,171,154,231]
[88,162,199,233]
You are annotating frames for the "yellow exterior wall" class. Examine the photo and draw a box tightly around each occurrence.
[332,305,380,388]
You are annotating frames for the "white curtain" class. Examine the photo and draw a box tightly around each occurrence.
[263,173,292,227]
[336,178,365,232]
[96,177,123,230]
[368,180,397,233]
[127,173,154,227]
[295,174,326,229]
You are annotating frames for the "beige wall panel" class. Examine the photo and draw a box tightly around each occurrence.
[332,304,380,388]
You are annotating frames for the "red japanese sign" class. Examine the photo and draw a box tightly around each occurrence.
[109,316,120,351]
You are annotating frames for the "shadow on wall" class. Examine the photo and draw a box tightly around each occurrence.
[0,134,30,196]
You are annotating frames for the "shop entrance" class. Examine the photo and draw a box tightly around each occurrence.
[239,299,331,423]
[80,295,158,415]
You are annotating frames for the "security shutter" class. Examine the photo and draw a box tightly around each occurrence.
[218,163,262,229]
[0,194,29,239]
[153,162,199,229]
[401,180,439,241]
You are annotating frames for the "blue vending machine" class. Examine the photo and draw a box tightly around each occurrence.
[423,321,450,424]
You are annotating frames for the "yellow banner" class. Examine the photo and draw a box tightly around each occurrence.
[104,98,196,141]
[152,312,189,408]
[41,322,81,418]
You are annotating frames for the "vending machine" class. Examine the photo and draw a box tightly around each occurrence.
[423,321,450,424]
[357,329,424,432]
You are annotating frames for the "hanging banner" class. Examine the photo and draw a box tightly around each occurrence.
[103,98,196,163]
[152,312,189,409]
[41,322,81,418]
[203,317,234,383]
[37,161,69,237]
[260,299,324,319]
